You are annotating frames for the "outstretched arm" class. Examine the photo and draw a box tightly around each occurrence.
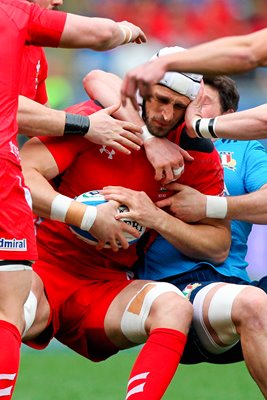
[60,16,146,50]
[17,96,143,154]
[184,97,267,140]
[121,28,267,105]
[156,182,267,225]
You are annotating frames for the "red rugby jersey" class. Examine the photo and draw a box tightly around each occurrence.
[0,0,66,164]
[20,45,48,104]
[36,99,224,280]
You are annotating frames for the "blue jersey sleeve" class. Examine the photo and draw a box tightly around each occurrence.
[244,141,267,192]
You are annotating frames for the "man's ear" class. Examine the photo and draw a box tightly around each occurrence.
[223,108,235,115]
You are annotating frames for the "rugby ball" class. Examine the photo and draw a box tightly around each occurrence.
[69,190,145,246]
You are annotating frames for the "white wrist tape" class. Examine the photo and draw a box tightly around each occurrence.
[80,205,97,231]
[50,194,73,222]
[141,125,155,142]
[192,117,218,139]
[118,24,133,44]
[206,196,228,219]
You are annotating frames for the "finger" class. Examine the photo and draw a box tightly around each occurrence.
[115,211,132,221]
[154,167,164,182]
[165,182,186,191]
[162,166,174,184]
[172,165,184,179]
[116,235,129,250]
[108,142,131,155]
[155,198,171,208]
[104,193,126,204]
[103,103,121,115]
[95,240,106,251]
[121,221,140,239]
[179,148,194,162]
[122,77,140,111]
[108,238,120,252]
[120,122,143,135]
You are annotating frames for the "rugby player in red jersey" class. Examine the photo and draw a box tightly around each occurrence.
[19,60,230,399]
[0,1,146,397]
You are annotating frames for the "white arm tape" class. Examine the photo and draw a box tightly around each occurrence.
[141,125,155,142]
[206,195,228,219]
[118,24,133,44]
[80,205,97,231]
[192,117,218,139]
[50,194,73,222]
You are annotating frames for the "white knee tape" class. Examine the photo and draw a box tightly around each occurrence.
[121,282,185,344]
[193,283,246,354]
[0,264,32,271]
[22,291,37,338]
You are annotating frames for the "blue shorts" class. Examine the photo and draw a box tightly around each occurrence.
[161,265,253,364]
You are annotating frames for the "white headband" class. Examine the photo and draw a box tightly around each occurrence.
[152,46,203,100]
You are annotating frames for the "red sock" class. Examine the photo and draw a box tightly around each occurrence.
[0,320,21,399]
[126,328,187,400]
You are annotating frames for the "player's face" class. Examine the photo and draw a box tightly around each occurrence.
[201,85,223,118]
[144,85,190,137]
[29,0,63,10]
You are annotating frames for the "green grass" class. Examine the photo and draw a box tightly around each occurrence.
[13,341,263,399]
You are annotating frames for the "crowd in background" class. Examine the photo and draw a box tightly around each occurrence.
[45,0,267,110]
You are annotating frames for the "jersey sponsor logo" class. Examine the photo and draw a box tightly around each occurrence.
[0,238,27,251]
[218,151,236,171]
[35,59,41,90]
[9,141,20,162]
[99,145,116,159]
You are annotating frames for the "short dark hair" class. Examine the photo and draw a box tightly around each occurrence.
[203,75,240,112]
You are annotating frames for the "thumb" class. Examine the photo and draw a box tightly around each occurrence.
[165,182,186,192]
[103,103,121,116]
[179,148,194,162]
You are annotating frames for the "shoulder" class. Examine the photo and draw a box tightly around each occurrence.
[179,126,215,154]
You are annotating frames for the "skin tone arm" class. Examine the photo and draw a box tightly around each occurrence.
[20,138,139,251]
[184,93,267,140]
[17,96,143,154]
[120,28,267,106]
[102,186,231,264]
[156,182,267,224]
[17,16,147,153]
[83,69,193,184]
[59,17,146,50]
[185,86,267,140]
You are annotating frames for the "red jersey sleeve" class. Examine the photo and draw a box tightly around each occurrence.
[27,5,67,47]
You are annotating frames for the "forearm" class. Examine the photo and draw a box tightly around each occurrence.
[190,104,267,140]
[23,166,88,228]
[227,189,267,224]
[83,70,143,125]
[18,96,65,137]
[214,105,267,140]
[164,34,261,75]
[60,15,129,50]
[150,209,230,263]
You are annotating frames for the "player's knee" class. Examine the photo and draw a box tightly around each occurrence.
[121,282,191,344]
[232,286,267,333]
[148,289,193,334]
[193,283,247,354]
